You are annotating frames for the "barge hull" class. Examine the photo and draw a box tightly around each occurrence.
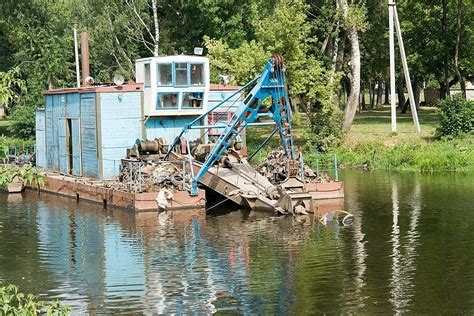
[29,173,205,212]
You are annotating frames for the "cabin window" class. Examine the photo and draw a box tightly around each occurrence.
[175,63,188,86]
[157,63,172,86]
[182,92,204,108]
[190,63,204,85]
[156,92,179,109]
[144,63,151,87]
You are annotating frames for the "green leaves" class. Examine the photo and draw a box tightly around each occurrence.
[0,281,70,315]
[0,67,26,110]
[8,106,36,139]
[0,165,45,188]
[343,4,368,32]
[435,95,474,138]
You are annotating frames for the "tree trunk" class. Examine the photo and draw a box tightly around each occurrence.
[376,82,382,108]
[414,83,421,110]
[370,84,375,108]
[361,89,366,111]
[151,0,160,56]
[340,0,361,131]
[384,83,390,104]
[401,81,420,113]
[397,86,405,109]
[442,0,450,98]
[454,0,466,98]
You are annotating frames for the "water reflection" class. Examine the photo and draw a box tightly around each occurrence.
[389,176,421,314]
[0,171,473,314]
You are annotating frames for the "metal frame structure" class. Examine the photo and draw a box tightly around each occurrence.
[388,0,421,133]
[165,54,295,195]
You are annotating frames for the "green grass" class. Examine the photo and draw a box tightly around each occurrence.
[246,106,474,172]
[346,106,439,145]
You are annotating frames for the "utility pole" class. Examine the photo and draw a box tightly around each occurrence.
[388,0,421,134]
[388,0,396,132]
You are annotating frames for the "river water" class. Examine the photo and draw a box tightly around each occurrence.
[0,170,473,314]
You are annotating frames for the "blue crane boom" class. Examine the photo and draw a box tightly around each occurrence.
[167,54,296,196]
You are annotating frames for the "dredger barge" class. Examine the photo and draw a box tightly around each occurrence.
[34,49,343,217]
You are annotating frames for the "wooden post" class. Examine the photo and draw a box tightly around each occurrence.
[388,0,397,132]
[394,5,421,133]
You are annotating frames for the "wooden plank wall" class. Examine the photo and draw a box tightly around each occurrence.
[80,93,99,178]
[45,96,54,170]
[99,92,143,179]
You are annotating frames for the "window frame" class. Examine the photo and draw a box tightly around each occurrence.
[156,91,179,110]
[174,62,189,87]
[156,62,174,87]
[144,63,151,88]
[181,92,204,109]
[189,63,205,87]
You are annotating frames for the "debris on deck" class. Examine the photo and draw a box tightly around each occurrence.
[256,148,330,185]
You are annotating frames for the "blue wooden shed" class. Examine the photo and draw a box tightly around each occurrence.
[35,55,244,179]
[36,84,144,179]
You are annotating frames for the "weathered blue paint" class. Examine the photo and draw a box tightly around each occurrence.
[145,116,202,144]
[208,91,241,109]
[51,95,62,171]
[99,92,143,178]
[66,93,80,118]
[80,94,98,178]
[45,96,54,170]
[35,109,46,168]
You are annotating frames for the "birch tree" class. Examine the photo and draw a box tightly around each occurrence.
[338,0,366,130]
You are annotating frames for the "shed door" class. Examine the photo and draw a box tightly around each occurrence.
[70,119,81,176]
[58,118,68,174]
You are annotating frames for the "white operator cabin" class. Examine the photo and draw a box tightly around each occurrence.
[135,55,210,116]
[135,55,210,143]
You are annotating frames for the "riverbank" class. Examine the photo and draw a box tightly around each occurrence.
[334,107,474,172]
[247,106,474,172]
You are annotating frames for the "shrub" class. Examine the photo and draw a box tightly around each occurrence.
[8,105,36,139]
[435,95,474,138]
[304,104,344,152]
[0,165,45,188]
[0,281,70,315]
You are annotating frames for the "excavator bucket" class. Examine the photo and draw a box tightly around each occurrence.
[275,177,314,215]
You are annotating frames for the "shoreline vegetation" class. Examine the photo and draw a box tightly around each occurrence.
[247,106,474,173]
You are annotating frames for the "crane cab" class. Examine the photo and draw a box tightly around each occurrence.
[135,55,210,144]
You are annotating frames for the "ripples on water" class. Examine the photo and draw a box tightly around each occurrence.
[0,170,473,314]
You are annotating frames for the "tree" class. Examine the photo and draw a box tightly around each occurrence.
[0,67,26,114]
[338,1,366,130]
[206,0,342,150]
